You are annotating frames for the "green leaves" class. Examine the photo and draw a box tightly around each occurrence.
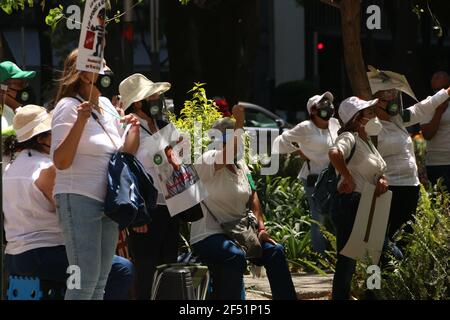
[0,0,32,14]
[168,83,223,162]
[45,5,64,31]
[256,174,337,273]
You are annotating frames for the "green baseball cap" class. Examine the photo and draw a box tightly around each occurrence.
[0,61,36,82]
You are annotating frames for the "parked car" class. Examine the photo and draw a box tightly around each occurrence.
[163,98,293,156]
[240,102,293,157]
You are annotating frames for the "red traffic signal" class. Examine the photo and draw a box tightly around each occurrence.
[317,42,325,50]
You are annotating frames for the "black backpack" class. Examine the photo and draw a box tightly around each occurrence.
[311,142,356,216]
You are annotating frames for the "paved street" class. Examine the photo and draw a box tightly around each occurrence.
[245,269,333,300]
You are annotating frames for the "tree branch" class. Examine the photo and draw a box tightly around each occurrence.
[320,0,341,9]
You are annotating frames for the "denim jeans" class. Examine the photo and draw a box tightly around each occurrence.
[55,193,119,300]
[330,192,360,300]
[302,178,327,254]
[426,165,450,192]
[104,255,135,300]
[5,246,134,300]
[192,234,297,300]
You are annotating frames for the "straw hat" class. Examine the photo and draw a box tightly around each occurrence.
[119,73,171,111]
[13,105,52,142]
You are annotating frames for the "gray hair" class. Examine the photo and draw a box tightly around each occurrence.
[211,117,235,134]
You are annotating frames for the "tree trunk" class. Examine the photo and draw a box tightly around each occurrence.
[339,0,371,99]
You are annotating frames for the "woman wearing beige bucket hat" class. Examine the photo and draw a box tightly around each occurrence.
[2,104,136,300]
[50,49,141,300]
[2,105,63,280]
[117,73,179,299]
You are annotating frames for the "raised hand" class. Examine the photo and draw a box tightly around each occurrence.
[76,102,93,122]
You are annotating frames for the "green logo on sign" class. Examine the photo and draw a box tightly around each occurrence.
[153,154,163,165]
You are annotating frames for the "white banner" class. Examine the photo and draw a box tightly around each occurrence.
[76,0,106,73]
[142,124,209,217]
[340,183,392,265]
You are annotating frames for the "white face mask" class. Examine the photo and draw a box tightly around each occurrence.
[363,117,383,136]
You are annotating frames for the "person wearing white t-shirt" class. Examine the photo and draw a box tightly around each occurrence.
[51,49,140,300]
[191,105,296,300]
[329,97,388,300]
[370,80,450,241]
[3,105,134,300]
[421,71,450,192]
[273,92,340,254]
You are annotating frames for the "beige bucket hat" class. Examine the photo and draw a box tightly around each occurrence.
[119,73,171,111]
[13,105,52,142]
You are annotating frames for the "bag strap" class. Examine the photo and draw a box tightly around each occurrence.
[306,159,311,172]
[201,201,221,224]
[201,165,254,224]
[140,124,153,136]
[71,95,154,139]
[70,96,118,149]
[346,140,356,164]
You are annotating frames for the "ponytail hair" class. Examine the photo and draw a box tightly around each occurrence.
[2,131,51,161]
[3,135,18,158]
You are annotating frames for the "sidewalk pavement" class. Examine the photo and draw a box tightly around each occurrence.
[244,269,333,300]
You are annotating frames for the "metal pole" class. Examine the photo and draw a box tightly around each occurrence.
[313,31,319,88]
[150,0,161,80]
[21,14,26,69]
[0,84,7,300]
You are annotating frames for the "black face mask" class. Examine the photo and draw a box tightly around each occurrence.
[14,87,35,105]
[141,96,165,119]
[383,100,401,116]
[315,100,335,121]
[96,71,115,98]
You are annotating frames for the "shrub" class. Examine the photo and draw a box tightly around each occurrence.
[256,174,336,274]
[168,83,223,162]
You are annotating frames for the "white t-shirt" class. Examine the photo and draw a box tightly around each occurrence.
[51,96,123,202]
[2,104,15,174]
[377,88,450,185]
[422,101,450,166]
[3,150,64,255]
[1,104,15,129]
[190,150,252,245]
[135,116,166,205]
[272,118,340,179]
[377,119,418,186]
[332,132,386,193]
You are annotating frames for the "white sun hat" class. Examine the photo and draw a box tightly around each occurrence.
[13,105,52,143]
[306,91,334,114]
[338,96,379,125]
[119,73,171,111]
